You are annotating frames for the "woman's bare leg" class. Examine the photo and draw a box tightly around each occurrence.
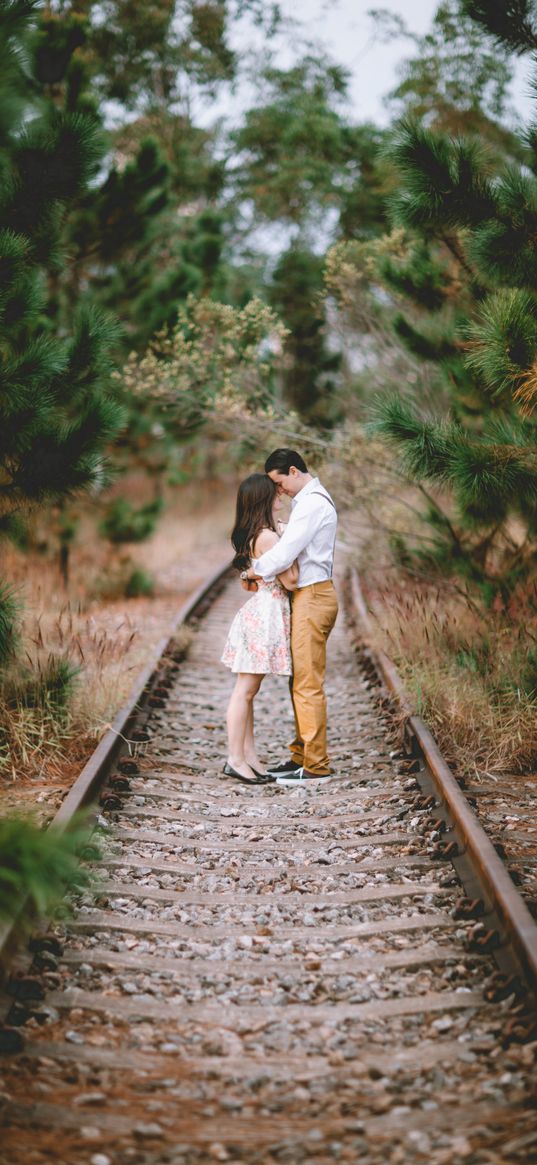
[226,673,263,781]
[244,703,267,774]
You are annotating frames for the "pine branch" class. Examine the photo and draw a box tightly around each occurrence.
[439,232,483,293]
[468,168,537,289]
[393,313,460,362]
[461,1,537,54]
[414,482,465,553]
[387,121,497,234]
[463,288,537,397]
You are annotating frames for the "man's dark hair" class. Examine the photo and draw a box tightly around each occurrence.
[264,448,308,475]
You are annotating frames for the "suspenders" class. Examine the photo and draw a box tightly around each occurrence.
[310,491,336,509]
[309,490,337,579]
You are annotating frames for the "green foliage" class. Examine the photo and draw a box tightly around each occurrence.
[519,646,537,698]
[0,1,124,514]
[463,290,537,396]
[455,639,491,675]
[2,655,79,714]
[0,583,19,668]
[353,9,537,588]
[269,246,342,425]
[125,569,155,598]
[99,497,164,544]
[380,243,451,311]
[120,295,287,438]
[381,0,516,144]
[387,120,496,233]
[369,394,537,575]
[232,55,358,228]
[0,814,95,936]
[468,168,537,289]
[0,2,127,739]
[0,514,28,550]
[368,396,456,481]
[71,0,280,110]
[338,123,390,241]
[460,1,537,54]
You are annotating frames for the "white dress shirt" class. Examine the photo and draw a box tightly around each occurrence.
[253,477,337,588]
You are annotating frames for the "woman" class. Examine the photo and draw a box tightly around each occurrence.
[221,474,298,785]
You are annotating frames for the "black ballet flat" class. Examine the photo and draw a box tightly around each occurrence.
[251,768,276,783]
[222,762,269,786]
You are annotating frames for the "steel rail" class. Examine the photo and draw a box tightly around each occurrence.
[0,559,232,982]
[348,565,537,999]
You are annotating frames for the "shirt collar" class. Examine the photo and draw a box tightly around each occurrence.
[291,476,320,507]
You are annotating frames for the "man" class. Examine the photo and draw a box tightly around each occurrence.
[243,448,338,785]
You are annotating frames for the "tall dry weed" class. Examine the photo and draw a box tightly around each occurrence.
[363,571,537,775]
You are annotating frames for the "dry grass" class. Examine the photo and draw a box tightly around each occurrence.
[0,477,236,796]
[328,439,537,779]
[361,570,537,776]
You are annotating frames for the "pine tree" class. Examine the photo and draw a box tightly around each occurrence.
[231,55,360,231]
[380,0,520,149]
[366,4,537,589]
[460,1,537,53]
[0,0,123,649]
[269,247,342,427]
[231,57,389,423]
[0,1,123,935]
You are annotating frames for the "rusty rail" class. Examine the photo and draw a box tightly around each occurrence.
[348,566,537,999]
[0,560,232,980]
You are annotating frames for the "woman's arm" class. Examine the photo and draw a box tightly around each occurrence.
[277,559,298,591]
[253,530,298,591]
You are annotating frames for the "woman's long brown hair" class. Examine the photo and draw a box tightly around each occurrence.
[231,474,277,572]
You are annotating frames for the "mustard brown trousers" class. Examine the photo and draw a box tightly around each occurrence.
[288,580,339,775]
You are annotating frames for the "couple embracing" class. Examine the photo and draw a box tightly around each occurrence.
[221,448,338,788]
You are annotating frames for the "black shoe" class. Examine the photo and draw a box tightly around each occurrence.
[266,760,303,776]
[222,762,271,786]
[251,767,276,783]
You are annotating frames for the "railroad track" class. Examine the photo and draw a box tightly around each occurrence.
[0,563,536,1165]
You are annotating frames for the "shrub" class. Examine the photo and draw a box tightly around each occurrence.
[125,569,155,598]
[99,497,164,544]
[0,814,97,958]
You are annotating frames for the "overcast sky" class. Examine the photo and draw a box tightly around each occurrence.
[220,0,535,129]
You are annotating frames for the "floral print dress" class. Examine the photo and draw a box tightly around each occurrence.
[221,577,292,675]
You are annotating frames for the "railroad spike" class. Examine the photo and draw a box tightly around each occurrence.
[422,816,447,834]
[416,794,437,811]
[483,972,523,1003]
[32,950,59,972]
[6,975,46,1001]
[502,1015,537,1045]
[508,995,533,1017]
[99,793,123,810]
[117,759,139,775]
[110,777,131,792]
[130,728,151,743]
[0,1027,25,1054]
[8,1004,33,1027]
[452,897,485,920]
[398,759,421,774]
[466,925,500,952]
[430,840,459,860]
[28,935,63,957]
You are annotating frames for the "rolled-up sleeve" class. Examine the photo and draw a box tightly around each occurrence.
[253,504,317,579]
